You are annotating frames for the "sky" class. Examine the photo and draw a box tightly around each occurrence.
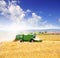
[0,0,60,31]
[20,0,60,25]
[0,0,60,42]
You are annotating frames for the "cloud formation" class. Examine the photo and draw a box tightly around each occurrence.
[0,0,60,42]
[0,0,59,31]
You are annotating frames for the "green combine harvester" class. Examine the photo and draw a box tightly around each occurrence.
[14,34,42,42]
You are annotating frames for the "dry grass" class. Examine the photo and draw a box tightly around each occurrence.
[0,41,60,58]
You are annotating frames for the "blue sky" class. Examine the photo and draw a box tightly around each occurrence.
[0,0,60,30]
[20,0,60,26]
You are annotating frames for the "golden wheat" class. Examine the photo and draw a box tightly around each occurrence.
[37,34,60,41]
[0,35,60,58]
[0,41,60,58]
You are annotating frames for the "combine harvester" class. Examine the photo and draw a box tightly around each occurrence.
[14,33,42,42]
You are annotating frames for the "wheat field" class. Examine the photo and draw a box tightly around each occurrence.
[0,35,60,58]
[37,34,60,41]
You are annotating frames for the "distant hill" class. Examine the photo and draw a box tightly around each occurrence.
[23,29,60,33]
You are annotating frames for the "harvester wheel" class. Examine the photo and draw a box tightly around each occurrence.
[20,39,23,42]
[30,39,34,42]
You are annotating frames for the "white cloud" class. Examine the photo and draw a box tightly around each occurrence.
[27,13,42,26]
[58,18,60,22]
[0,0,6,7]
[0,0,7,15]
[8,4,25,23]
[0,0,60,42]
[26,9,31,13]
[0,0,60,30]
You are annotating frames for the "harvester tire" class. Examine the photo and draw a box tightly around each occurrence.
[30,39,34,42]
[20,39,23,42]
